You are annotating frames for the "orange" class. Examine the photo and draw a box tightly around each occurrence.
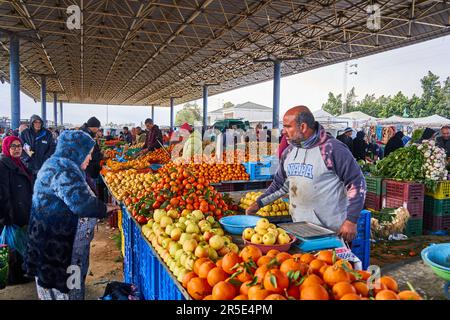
[265,294,287,300]
[323,266,351,286]
[275,252,291,263]
[198,261,216,279]
[340,293,362,300]
[254,265,269,283]
[375,290,400,300]
[286,284,300,300]
[356,270,371,281]
[233,294,248,300]
[308,259,326,274]
[207,267,228,287]
[248,285,270,300]
[212,281,237,300]
[203,295,213,300]
[240,280,253,296]
[353,281,369,297]
[334,259,353,270]
[181,271,197,289]
[299,274,324,291]
[236,265,254,283]
[332,282,357,300]
[257,255,273,267]
[300,284,329,300]
[380,276,398,292]
[240,245,263,263]
[280,258,308,275]
[317,250,334,265]
[300,253,315,264]
[222,252,241,274]
[319,264,330,277]
[373,282,388,295]
[291,253,303,260]
[216,259,223,269]
[194,258,211,275]
[187,277,212,300]
[398,290,422,300]
[263,269,289,294]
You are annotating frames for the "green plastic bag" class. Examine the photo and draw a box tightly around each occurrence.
[0,245,8,289]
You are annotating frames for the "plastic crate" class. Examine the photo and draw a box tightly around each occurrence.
[382,180,424,202]
[355,210,371,242]
[121,207,133,284]
[403,218,423,237]
[425,180,450,200]
[131,221,141,288]
[149,163,163,171]
[423,214,450,231]
[382,196,424,219]
[365,176,383,195]
[424,196,450,216]
[242,161,273,180]
[351,240,370,270]
[365,192,382,211]
[139,236,159,300]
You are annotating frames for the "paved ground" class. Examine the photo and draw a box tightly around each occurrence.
[0,221,123,300]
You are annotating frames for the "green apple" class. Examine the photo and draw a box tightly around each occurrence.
[211,228,224,236]
[192,210,204,221]
[161,238,172,249]
[255,226,268,235]
[178,217,187,224]
[146,219,154,228]
[194,242,210,258]
[153,209,166,223]
[243,228,255,240]
[186,223,200,234]
[277,233,291,245]
[262,232,276,245]
[267,223,277,230]
[251,233,263,244]
[165,224,175,235]
[206,216,215,224]
[256,218,270,230]
[183,239,198,252]
[208,247,218,261]
[177,268,188,282]
[169,243,182,257]
[167,209,179,219]
[175,248,185,262]
[209,235,225,250]
[227,243,239,254]
[179,233,193,244]
[179,252,188,266]
[160,216,173,229]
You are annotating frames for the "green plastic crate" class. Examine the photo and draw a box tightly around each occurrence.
[424,196,450,216]
[365,176,383,195]
[403,218,423,237]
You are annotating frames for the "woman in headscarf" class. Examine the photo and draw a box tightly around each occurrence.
[352,131,368,161]
[384,131,405,157]
[24,130,118,300]
[0,136,33,284]
[418,127,436,143]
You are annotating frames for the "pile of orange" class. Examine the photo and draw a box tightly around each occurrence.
[183,246,422,300]
[164,162,249,183]
[105,145,174,171]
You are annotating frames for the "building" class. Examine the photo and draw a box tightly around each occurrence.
[208,101,273,128]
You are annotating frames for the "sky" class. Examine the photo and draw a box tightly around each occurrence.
[0,35,449,127]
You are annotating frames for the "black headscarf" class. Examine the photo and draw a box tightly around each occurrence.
[352,131,368,161]
[384,131,404,157]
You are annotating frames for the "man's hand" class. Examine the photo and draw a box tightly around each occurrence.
[338,220,357,242]
[246,202,260,215]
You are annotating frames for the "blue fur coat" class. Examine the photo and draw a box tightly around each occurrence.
[24,130,107,293]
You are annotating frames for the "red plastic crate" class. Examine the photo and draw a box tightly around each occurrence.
[382,180,424,202]
[365,192,382,211]
[423,214,450,231]
[382,196,424,219]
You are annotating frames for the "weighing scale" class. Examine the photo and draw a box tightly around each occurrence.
[278,221,345,252]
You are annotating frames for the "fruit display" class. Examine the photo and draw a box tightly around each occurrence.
[239,192,289,216]
[103,169,159,201]
[242,218,291,245]
[173,246,422,300]
[166,162,249,184]
[103,148,119,159]
[106,145,174,171]
[141,208,240,285]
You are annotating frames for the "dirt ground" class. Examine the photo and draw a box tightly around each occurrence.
[0,220,123,300]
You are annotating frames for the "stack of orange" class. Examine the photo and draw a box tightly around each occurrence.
[164,162,249,183]
[182,246,422,300]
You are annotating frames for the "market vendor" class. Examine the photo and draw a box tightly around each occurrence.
[436,125,450,159]
[246,106,366,242]
[135,118,163,157]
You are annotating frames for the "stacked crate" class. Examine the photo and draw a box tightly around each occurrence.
[382,180,425,237]
[424,181,450,233]
[364,176,383,211]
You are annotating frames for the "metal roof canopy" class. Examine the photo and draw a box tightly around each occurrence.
[0,0,449,106]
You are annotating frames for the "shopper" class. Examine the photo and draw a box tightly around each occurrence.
[79,117,103,180]
[384,131,404,157]
[0,136,33,284]
[352,131,368,161]
[135,127,147,144]
[20,115,56,177]
[418,127,436,143]
[24,130,118,300]
[337,127,353,151]
[246,106,366,242]
[121,127,133,145]
[436,125,450,158]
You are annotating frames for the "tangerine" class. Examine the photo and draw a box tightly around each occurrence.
[207,267,228,287]
[300,284,329,300]
[187,277,212,300]
[212,281,237,300]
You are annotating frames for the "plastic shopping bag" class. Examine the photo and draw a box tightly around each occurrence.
[0,245,8,289]
[0,225,27,258]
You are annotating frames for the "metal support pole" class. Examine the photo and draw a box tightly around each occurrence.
[41,76,47,125]
[53,92,58,126]
[9,34,20,130]
[151,105,155,121]
[203,85,208,133]
[272,60,281,129]
[170,97,174,130]
[59,101,63,126]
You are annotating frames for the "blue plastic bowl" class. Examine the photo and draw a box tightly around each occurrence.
[421,243,450,271]
[219,215,261,235]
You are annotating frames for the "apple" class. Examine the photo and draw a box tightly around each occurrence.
[177,268,189,282]
[267,228,278,238]
[146,219,154,228]
[183,239,198,252]
[227,243,239,254]
[194,243,210,258]
[175,222,186,232]
[175,248,185,262]
[178,217,187,224]
[179,233,193,244]
[206,216,215,224]
[142,225,150,234]
[212,221,221,229]
[160,216,173,229]
[251,233,262,244]
[198,220,211,233]
[153,209,166,223]
[152,222,161,232]
[211,228,224,236]
[278,233,291,245]
[181,209,191,217]
[162,238,172,249]
[184,255,195,271]
[170,227,182,241]
[277,228,287,235]
[179,253,188,266]
[208,247,218,261]
[192,210,204,221]
[218,246,230,256]
[262,233,276,245]
[267,223,277,230]
[165,224,175,235]
[167,209,179,219]
[169,243,182,257]
[192,233,201,242]
[256,218,270,230]
[203,231,214,242]
[209,235,225,250]
[255,226,268,235]
[186,223,200,234]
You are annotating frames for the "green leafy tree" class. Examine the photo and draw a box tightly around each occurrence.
[175,102,202,126]
[322,92,343,116]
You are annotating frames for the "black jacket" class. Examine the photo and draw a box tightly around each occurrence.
[384,132,404,158]
[436,136,450,158]
[19,115,56,175]
[352,131,368,161]
[80,124,103,179]
[0,155,33,228]
[337,134,353,151]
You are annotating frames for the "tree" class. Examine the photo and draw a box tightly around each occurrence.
[223,101,234,109]
[344,87,357,113]
[175,102,202,126]
[322,92,343,116]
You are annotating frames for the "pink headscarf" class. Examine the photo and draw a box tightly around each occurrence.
[2,136,32,180]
